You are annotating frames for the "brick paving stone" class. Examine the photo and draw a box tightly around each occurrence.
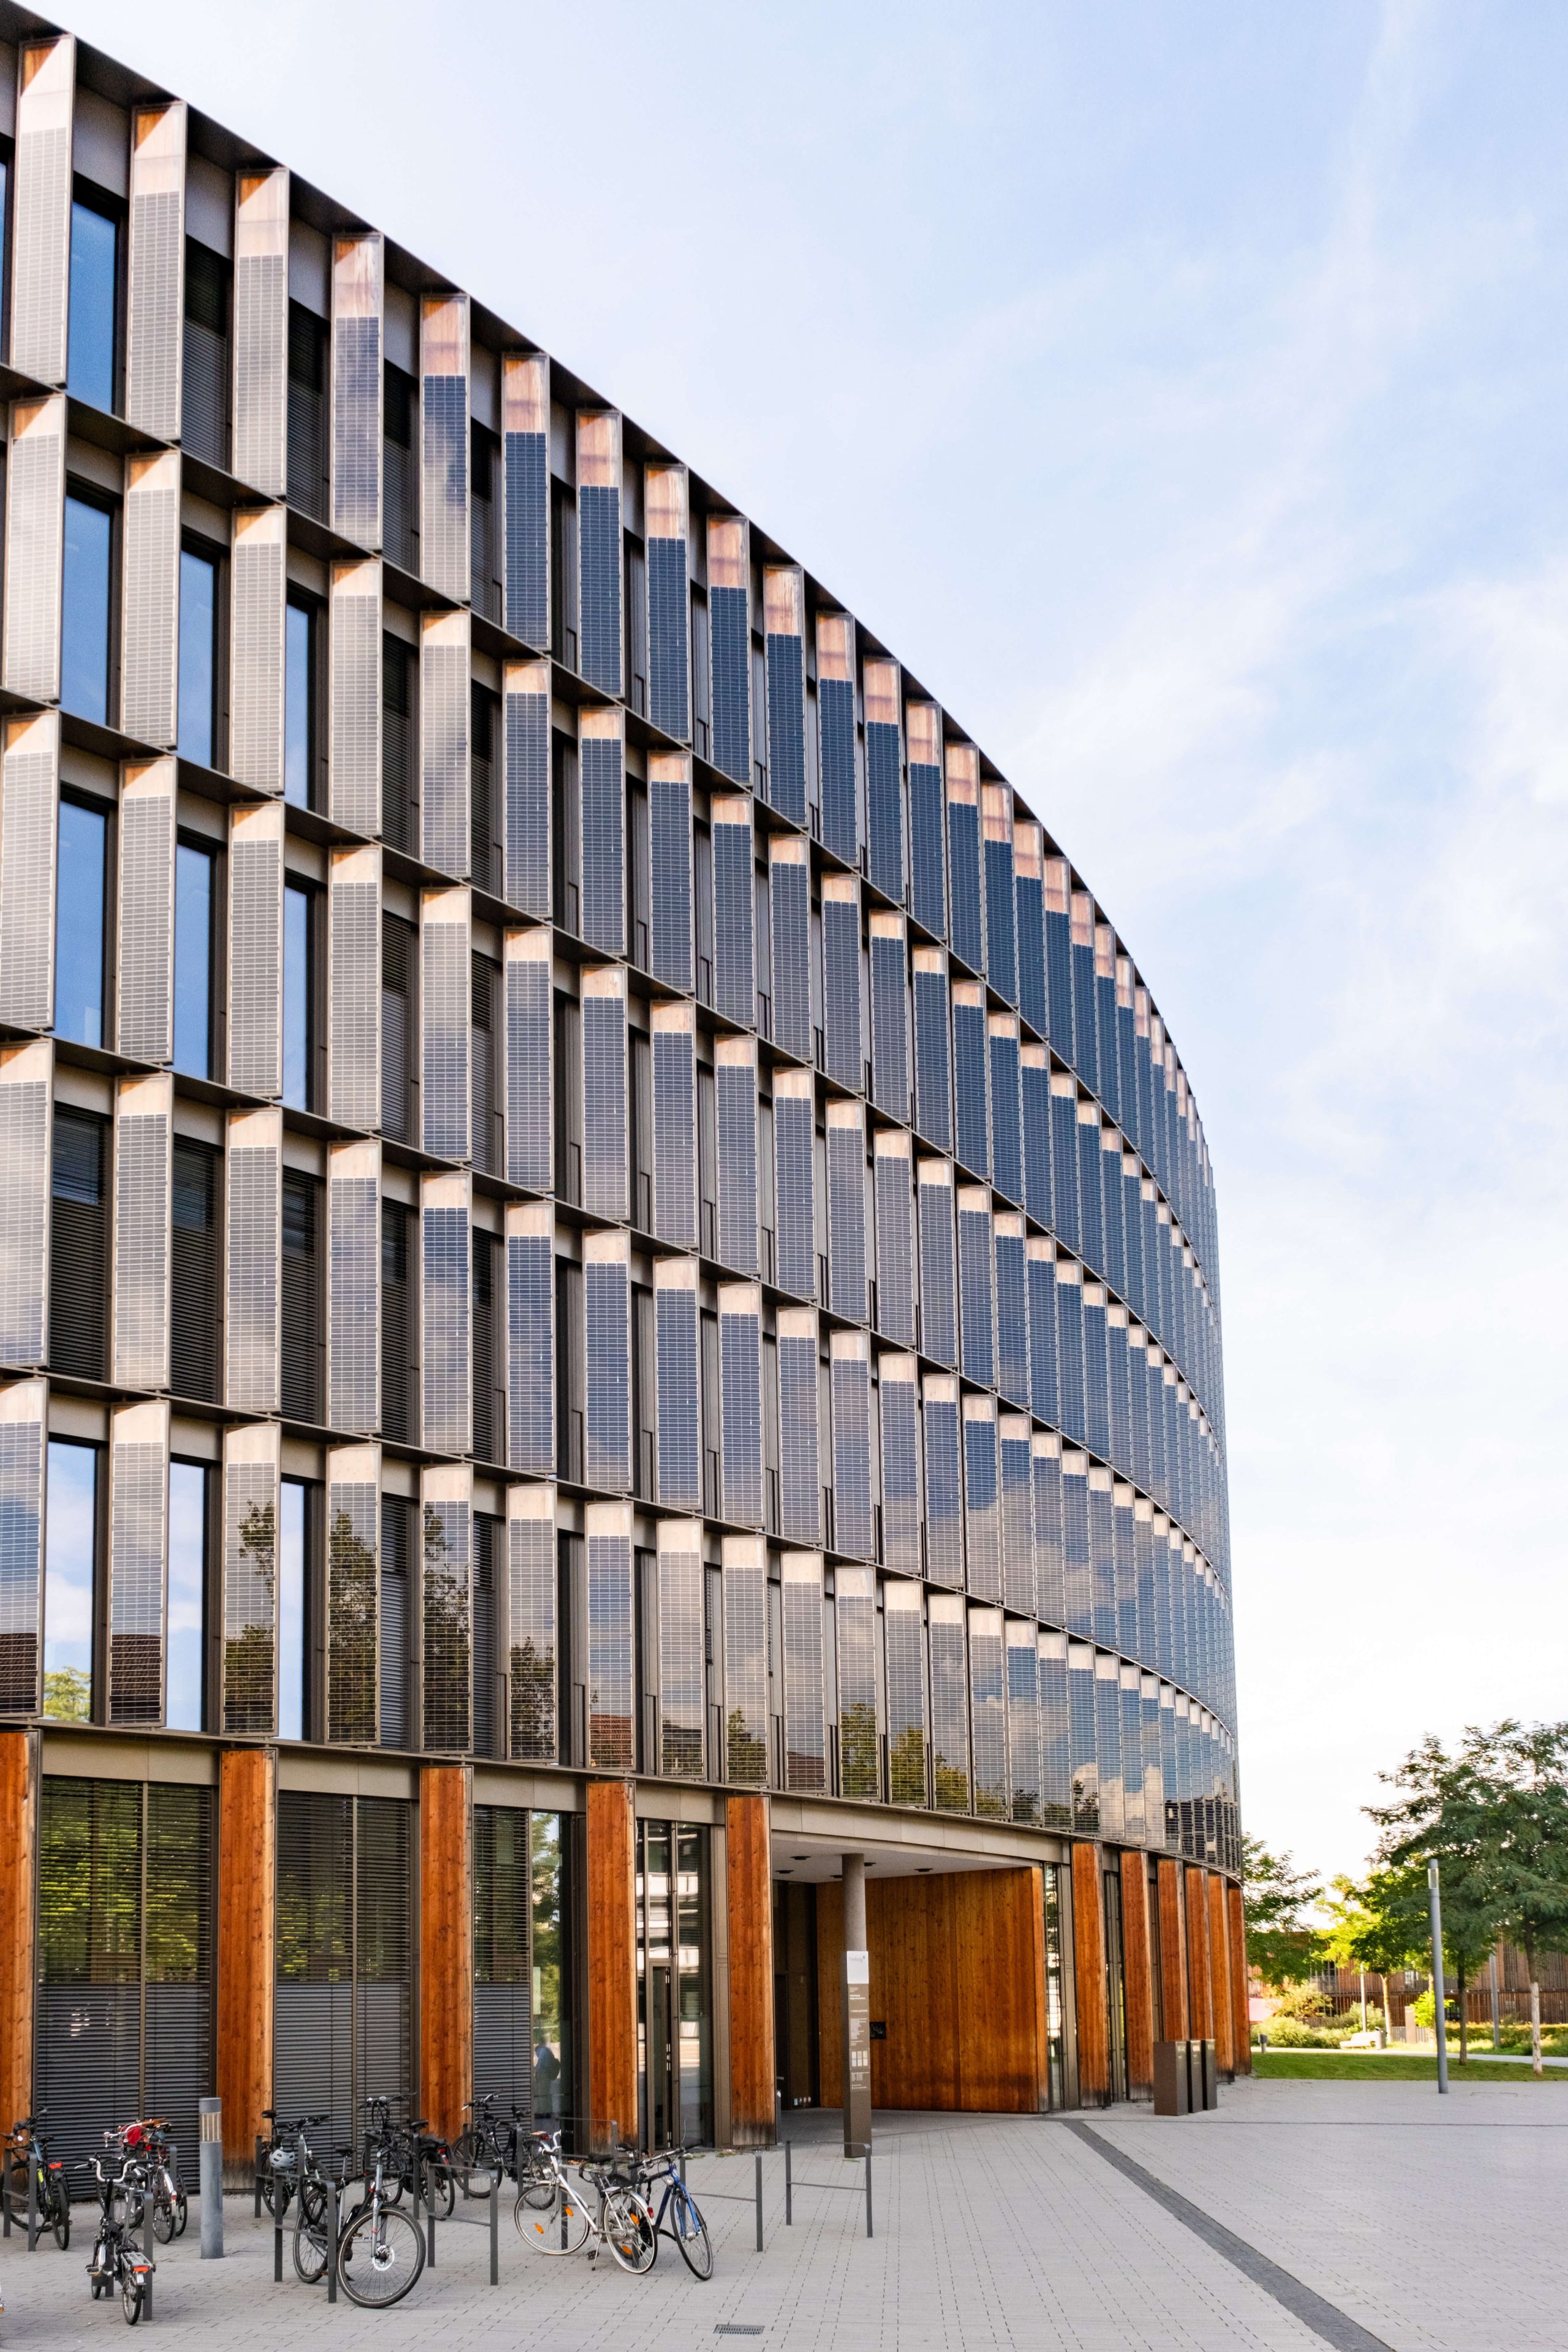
[8,2081,1556,2351]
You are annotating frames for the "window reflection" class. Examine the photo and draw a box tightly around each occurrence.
[173,842,214,1077]
[179,547,217,766]
[62,494,113,723]
[285,599,315,808]
[67,200,118,412]
[43,1439,97,1719]
[278,1477,307,1741]
[283,882,314,1109]
[166,1460,208,1732]
[55,797,107,1047]
[531,1812,570,2125]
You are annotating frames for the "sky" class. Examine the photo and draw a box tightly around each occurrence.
[74,0,1568,1888]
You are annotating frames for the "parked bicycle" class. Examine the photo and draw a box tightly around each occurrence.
[452,2091,519,2190]
[513,2126,590,2252]
[114,2120,187,2244]
[4,2114,70,2248]
[78,2151,154,2326]
[258,2110,331,2223]
[334,2099,426,2309]
[641,2147,714,2279]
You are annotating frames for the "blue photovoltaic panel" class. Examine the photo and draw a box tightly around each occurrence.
[878,1364,920,1575]
[969,1610,1007,1816]
[1028,1248,1059,1430]
[648,535,690,742]
[715,1055,758,1274]
[1000,1428,1033,1618]
[1089,1472,1115,1648]
[830,1342,873,1560]
[503,677,551,918]
[772,1085,816,1301]
[952,993,989,1181]
[982,823,1015,1006]
[505,944,552,1191]
[1114,1492,1139,1659]
[652,1022,697,1248]
[818,675,858,868]
[766,630,806,824]
[649,766,693,992]
[1006,1627,1040,1823]
[917,1171,956,1368]
[872,1146,916,1349]
[946,791,982,976]
[866,720,904,904]
[769,850,812,1063]
[503,430,549,649]
[1055,1270,1086,1448]
[777,1317,819,1544]
[821,889,863,1094]
[1062,1465,1092,1638]
[1033,1442,1066,1628]
[1071,924,1099,1099]
[1017,862,1047,1038]
[506,1223,554,1474]
[1095,955,1120,1126]
[1045,893,1073,1064]
[1095,1654,1123,1839]
[988,1023,1022,1207]
[584,1250,631,1493]
[922,1384,963,1587]
[1076,1114,1104,1276]
[1068,1640,1098,1830]
[993,1221,1029,1411]
[712,805,755,1028]
[826,1114,867,1323]
[578,482,622,696]
[581,984,628,1223]
[1050,1085,1081,1256]
[957,1193,994,1392]
[1022,1053,1052,1227]
[720,1294,762,1528]
[910,762,946,941]
[869,925,909,1123]
[962,1405,1000,1601]
[710,584,750,783]
[579,735,625,956]
[912,957,952,1152]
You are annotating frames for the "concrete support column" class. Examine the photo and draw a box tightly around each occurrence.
[586,1778,638,2144]
[726,1793,775,2147]
[842,1852,870,2154]
[420,1763,472,2140]
[0,1730,36,2139]
[843,1852,867,1953]
[1119,1852,1156,2099]
[1071,1843,1110,2105]
[1156,1856,1188,2039]
[216,1747,276,2185]
[1227,1880,1252,2073]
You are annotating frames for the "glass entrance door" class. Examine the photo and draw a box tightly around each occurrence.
[635,1820,712,2147]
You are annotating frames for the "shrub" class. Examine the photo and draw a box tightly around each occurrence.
[1269,1982,1331,2024]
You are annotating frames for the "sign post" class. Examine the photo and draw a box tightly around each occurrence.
[842,1853,872,2158]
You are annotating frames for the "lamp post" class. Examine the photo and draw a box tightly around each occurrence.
[1428,1861,1449,2095]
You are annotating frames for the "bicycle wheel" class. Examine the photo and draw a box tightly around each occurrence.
[152,2193,175,2244]
[516,2160,557,2212]
[516,2179,590,2254]
[421,2157,456,2219]
[51,2184,71,2251]
[171,2187,187,2239]
[672,2185,714,2280]
[298,2176,328,2229]
[336,2204,425,2310]
[121,2265,145,2325]
[292,2211,330,2285]
[605,2187,657,2274]
[260,2173,292,2222]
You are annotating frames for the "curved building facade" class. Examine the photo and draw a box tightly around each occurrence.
[0,16,1243,2176]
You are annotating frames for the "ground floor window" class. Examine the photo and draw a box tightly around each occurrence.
[773,1879,820,2109]
[36,1775,213,2176]
[274,1791,411,2151]
[472,1804,575,2133]
[1042,1862,1067,2109]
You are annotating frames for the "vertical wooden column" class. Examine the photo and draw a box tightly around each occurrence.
[0,1730,37,2137]
[1071,1843,1109,2105]
[420,1763,472,2139]
[1208,1872,1235,2076]
[586,1778,638,2142]
[217,1747,276,2182]
[1156,1857,1188,2039]
[1227,1881,1251,2073]
[726,1793,775,2146]
[1185,1865,1213,2043]
[1119,1851,1156,2098]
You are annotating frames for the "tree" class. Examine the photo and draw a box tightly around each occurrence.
[1367,1738,1504,2063]
[1240,1836,1324,1991]
[1321,1871,1420,2036]
[1471,1721,1568,2075]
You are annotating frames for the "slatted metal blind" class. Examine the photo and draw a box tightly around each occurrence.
[11,37,74,385]
[170,1137,219,1402]
[502,353,549,650]
[328,1139,380,1436]
[421,1461,473,1752]
[275,1790,411,2155]
[504,926,552,1191]
[327,845,381,1131]
[121,450,181,749]
[230,505,287,794]
[507,1481,556,1761]
[124,102,186,441]
[421,886,472,1161]
[227,800,285,1100]
[329,560,383,834]
[116,759,176,1063]
[0,714,59,1031]
[4,401,66,704]
[232,169,289,496]
[505,1200,553,1474]
[420,294,470,603]
[108,1398,170,1725]
[420,610,470,878]
[225,1107,281,1414]
[50,1105,108,1379]
[421,1172,472,1458]
[113,1072,173,1391]
[331,234,382,549]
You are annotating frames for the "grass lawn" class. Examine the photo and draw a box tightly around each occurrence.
[1252,2050,1568,2083]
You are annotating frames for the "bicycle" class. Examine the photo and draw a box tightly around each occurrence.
[288,2128,354,2286]
[115,2120,187,2244]
[78,2152,154,2326]
[452,2092,518,2190]
[334,2100,426,2308]
[575,2151,658,2274]
[513,2127,590,2254]
[257,2109,331,2222]
[642,2147,714,2280]
[4,2114,70,2249]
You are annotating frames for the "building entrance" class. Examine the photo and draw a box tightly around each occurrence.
[635,1820,712,2148]
[773,1879,820,2108]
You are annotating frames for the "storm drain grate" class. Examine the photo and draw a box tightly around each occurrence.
[715,2331,766,2339]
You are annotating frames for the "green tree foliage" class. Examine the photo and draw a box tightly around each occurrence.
[1241,1835,1324,1990]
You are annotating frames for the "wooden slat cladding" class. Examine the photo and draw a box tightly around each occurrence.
[1072,1843,1110,2105]
[725,1794,774,2146]
[0,1731,36,2141]
[585,1777,636,2142]
[1156,1856,1189,2040]
[1208,1871,1235,2076]
[419,1764,472,2139]
[1185,1865,1214,2044]
[217,1746,274,2181]
[1119,1852,1156,2098]
[816,1866,1049,2114]
[1227,1882,1251,2075]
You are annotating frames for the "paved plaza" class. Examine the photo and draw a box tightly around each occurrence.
[2,2080,1562,2351]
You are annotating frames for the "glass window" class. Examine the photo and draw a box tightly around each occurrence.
[167,1460,208,1732]
[43,1439,97,1719]
[62,493,113,723]
[279,1477,307,1742]
[531,1812,570,2126]
[284,598,316,809]
[178,546,217,766]
[283,881,314,1110]
[55,797,107,1047]
[67,200,118,412]
[173,840,215,1077]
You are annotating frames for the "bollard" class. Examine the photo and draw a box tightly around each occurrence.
[254,2137,263,2222]
[143,2192,155,2322]
[755,2152,763,2252]
[199,2098,224,2259]
[326,2177,338,2305]
[489,2171,499,2285]
[273,2198,283,2283]
[28,2150,37,2252]
[864,2152,872,2241]
[785,2139,793,2226]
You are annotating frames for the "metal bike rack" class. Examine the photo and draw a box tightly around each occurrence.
[783,2139,873,2239]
